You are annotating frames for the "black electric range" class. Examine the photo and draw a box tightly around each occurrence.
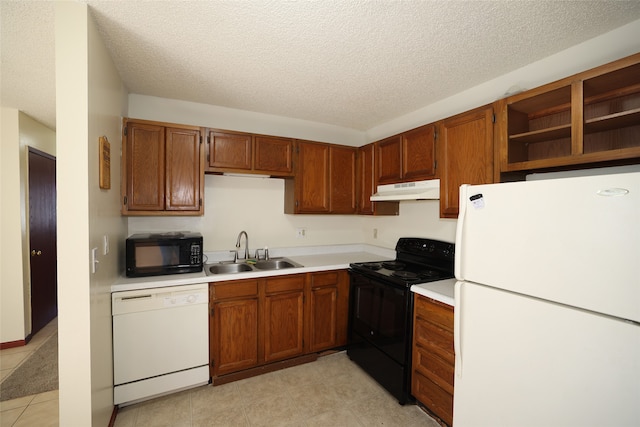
[347,238,455,404]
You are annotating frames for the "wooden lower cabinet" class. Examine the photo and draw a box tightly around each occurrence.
[209,279,260,377]
[264,275,305,363]
[307,270,350,352]
[209,270,349,380]
[412,294,454,426]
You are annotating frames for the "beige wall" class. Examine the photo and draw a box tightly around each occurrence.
[55,1,127,425]
[0,109,55,344]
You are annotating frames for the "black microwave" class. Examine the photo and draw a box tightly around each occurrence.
[125,232,203,277]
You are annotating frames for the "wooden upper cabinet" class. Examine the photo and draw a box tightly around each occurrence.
[208,130,252,170]
[165,127,203,211]
[403,124,436,180]
[294,141,330,213]
[285,141,357,214]
[356,143,399,216]
[122,118,203,216]
[124,121,166,211]
[357,143,375,214]
[376,135,403,184]
[439,105,494,219]
[376,124,437,185]
[499,53,640,177]
[329,145,357,214]
[254,136,293,174]
[206,130,294,176]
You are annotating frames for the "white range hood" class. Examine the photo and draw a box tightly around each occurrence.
[370,179,440,201]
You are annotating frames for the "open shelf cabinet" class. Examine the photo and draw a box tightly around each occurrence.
[501,53,640,174]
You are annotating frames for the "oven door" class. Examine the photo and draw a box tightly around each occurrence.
[349,271,410,364]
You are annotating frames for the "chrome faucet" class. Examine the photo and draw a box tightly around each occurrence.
[236,231,249,260]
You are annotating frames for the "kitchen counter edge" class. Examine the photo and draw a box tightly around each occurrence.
[410,278,456,307]
[111,244,395,293]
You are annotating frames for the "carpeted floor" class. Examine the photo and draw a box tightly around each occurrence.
[0,332,58,401]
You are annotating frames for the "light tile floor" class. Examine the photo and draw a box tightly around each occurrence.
[0,318,59,427]
[2,321,442,427]
[114,351,441,427]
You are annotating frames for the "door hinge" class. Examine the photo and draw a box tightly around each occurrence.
[200,135,203,144]
[210,359,215,367]
[123,196,127,205]
[492,113,496,124]
[434,160,438,171]
[124,126,127,136]
[434,129,437,140]
[210,307,214,316]
[295,200,299,208]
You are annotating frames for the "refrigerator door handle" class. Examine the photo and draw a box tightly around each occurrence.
[454,185,469,279]
[454,281,463,377]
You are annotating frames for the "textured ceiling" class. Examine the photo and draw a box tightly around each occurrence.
[2,1,640,131]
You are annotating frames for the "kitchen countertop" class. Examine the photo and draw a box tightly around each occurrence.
[111,244,394,292]
[410,278,456,306]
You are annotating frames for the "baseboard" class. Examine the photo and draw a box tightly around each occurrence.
[0,334,32,350]
[108,406,118,427]
[212,353,318,386]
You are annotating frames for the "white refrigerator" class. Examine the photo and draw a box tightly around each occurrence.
[453,171,640,427]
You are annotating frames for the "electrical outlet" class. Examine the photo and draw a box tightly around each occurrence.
[296,228,306,238]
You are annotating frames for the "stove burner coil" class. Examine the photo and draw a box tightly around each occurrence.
[391,271,419,280]
[382,261,406,270]
[362,262,383,270]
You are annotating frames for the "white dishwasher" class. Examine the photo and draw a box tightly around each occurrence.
[112,283,209,405]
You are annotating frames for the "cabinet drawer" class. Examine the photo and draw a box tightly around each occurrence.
[265,275,305,294]
[414,294,453,332]
[413,345,454,394]
[210,280,258,301]
[310,271,339,288]
[412,370,453,426]
[414,318,454,363]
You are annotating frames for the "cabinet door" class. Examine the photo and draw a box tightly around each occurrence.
[308,272,338,352]
[254,136,293,175]
[402,124,436,180]
[439,106,494,218]
[208,131,252,170]
[295,142,330,213]
[329,145,356,214]
[264,276,305,363]
[357,143,375,214]
[376,135,402,184]
[211,297,259,376]
[165,127,202,211]
[124,121,165,211]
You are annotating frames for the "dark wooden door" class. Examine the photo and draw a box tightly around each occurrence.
[28,148,57,336]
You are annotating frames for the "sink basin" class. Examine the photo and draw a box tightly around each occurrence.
[254,259,299,270]
[207,263,253,275]
[205,257,303,275]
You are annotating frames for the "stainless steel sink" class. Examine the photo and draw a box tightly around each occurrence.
[205,257,303,275]
[253,258,302,270]
[207,263,253,275]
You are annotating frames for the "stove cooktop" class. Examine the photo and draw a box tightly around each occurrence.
[349,238,455,287]
[350,260,452,287]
